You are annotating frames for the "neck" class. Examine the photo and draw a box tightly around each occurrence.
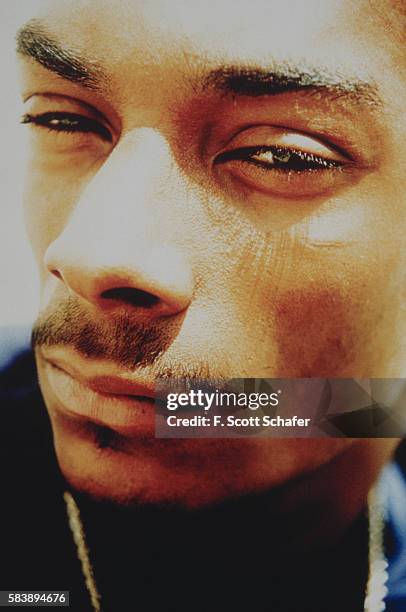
[72,486,370,612]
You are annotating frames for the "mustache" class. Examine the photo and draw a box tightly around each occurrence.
[31,296,216,381]
[32,295,170,369]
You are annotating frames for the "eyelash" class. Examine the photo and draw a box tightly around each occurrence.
[21,112,343,175]
[215,146,344,173]
[21,112,113,142]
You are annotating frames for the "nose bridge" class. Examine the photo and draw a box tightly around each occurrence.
[73,128,184,240]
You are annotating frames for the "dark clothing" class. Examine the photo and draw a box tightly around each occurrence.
[0,351,90,609]
[1,350,405,612]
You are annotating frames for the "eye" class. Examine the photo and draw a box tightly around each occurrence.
[21,112,113,142]
[215,145,342,172]
[213,127,353,199]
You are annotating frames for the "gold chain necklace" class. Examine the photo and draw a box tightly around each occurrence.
[64,492,102,612]
[64,487,388,612]
[364,486,388,612]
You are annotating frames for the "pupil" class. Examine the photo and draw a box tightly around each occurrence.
[50,117,78,127]
[273,151,291,163]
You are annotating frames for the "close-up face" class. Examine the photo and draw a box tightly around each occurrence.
[17,0,405,507]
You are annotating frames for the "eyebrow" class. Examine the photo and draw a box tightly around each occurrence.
[17,20,380,108]
[205,67,380,106]
[16,20,102,90]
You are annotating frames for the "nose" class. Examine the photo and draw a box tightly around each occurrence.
[44,129,193,318]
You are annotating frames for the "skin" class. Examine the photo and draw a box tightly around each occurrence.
[16,0,405,536]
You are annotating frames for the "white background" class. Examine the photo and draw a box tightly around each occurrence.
[0,2,42,327]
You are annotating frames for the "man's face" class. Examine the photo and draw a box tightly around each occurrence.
[17,0,405,507]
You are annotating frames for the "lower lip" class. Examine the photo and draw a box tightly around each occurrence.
[44,362,155,435]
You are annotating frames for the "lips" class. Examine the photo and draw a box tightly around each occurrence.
[40,347,157,435]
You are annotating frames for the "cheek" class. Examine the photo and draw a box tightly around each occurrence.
[274,287,359,376]
[235,175,406,376]
[274,241,403,376]
[23,162,90,269]
[225,212,404,377]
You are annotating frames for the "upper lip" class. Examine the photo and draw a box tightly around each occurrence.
[41,348,156,399]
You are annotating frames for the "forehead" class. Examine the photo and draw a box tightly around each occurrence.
[28,0,395,77]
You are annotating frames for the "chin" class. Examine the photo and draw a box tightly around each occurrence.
[47,405,361,509]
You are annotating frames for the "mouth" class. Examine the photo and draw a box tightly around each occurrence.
[40,347,157,436]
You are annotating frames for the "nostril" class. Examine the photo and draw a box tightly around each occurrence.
[50,269,63,280]
[101,287,160,308]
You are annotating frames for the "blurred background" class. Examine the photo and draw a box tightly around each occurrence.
[1,2,42,363]
[1,2,40,331]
